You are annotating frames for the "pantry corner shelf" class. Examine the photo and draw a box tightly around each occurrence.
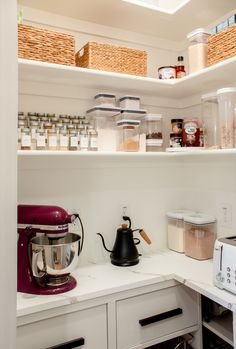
[18,56,236,99]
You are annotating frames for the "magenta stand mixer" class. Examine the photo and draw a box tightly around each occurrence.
[17,205,84,295]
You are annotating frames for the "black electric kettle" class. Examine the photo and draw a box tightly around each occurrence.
[97,216,151,266]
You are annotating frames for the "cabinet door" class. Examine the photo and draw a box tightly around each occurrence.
[116,285,198,349]
[17,305,107,349]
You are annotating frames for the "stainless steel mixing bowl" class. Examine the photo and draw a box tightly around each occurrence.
[30,233,80,285]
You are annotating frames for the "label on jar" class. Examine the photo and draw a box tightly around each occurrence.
[70,136,78,148]
[21,134,31,147]
[80,135,89,148]
[48,135,57,147]
[182,120,200,146]
[60,135,69,147]
[36,135,46,147]
[146,139,163,146]
[90,137,98,149]
[170,134,182,148]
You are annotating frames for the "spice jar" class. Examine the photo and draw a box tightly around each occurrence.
[171,119,183,134]
[201,92,219,148]
[117,119,140,152]
[21,128,31,150]
[47,129,58,151]
[184,213,216,260]
[18,121,25,150]
[89,129,98,151]
[170,133,182,148]
[167,210,196,253]
[36,129,46,150]
[217,87,236,149]
[30,121,39,150]
[69,130,78,151]
[182,119,200,147]
[142,114,163,152]
[80,129,89,151]
[187,28,210,74]
[59,129,69,151]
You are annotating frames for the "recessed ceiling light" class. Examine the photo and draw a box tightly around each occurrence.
[122,0,191,14]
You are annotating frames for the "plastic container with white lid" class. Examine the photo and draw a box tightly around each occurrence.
[142,114,163,152]
[217,87,236,149]
[119,96,141,109]
[201,92,219,148]
[187,28,210,74]
[166,209,196,253]
[117,119,140,152]
[94,93,116,107]
[116,109,147,121]
[184,213,216,260]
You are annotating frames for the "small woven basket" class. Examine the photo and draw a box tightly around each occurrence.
[207,24,236,66]
[18,24,75,66]
[75,42,147,76]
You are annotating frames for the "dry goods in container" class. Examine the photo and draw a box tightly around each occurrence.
[201,92,219,148]
[88,129,98,151]
[80,129,89,151]
[167,210,196,253]
[69,130,79,151]
[184,213,216,260]
[59,130,69,151]
[217,87,236,149]
[187,28,210,74]
[158,66,176,79]
[170,133,182,148]
[142,114,163,152]
[171,118,183,134]
[94,93,116,107]
[48,129,58,151]
[36,129,46,150]
[119,96,141,109]
[182,119,200,147]
[117,119,140,152]
[21,128,31,150]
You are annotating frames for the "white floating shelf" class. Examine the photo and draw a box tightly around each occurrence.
[203,313,233,346]
[19,56,236,98]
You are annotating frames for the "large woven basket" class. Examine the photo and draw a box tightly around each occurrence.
[207,24,236,66]
[18,24,75,66]
[75,42,147,76]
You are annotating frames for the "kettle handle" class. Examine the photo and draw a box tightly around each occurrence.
[139,229,152,245]
[97,233,113,253]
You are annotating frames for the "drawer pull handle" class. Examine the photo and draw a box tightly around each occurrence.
[47,337,85,349]
[139,308,183,327]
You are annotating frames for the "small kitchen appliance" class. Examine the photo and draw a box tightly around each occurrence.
[17,204,84,295]
[213,236,236,294]
[97,215,151,266]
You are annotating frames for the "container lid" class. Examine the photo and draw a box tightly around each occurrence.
[116,119,140,126]
[184,213,216,224]
[95,93,116,99]
[158,66,176,70]
[166,209,196,220]
[201,92,217,100]
[119,95,140,102]
[187,28,210,39]
[121,109,147,115]
[86,106,121,117]
[171,118,183,123]
[216,87,236,95]
[144,113,162,121]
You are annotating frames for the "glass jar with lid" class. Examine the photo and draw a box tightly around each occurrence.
[187,28,210,74]
[47,129,58,151]
[142,114,163,152]
[59,129,69,151]
[184,213,216,260]
[201,92,219,148]
[69,130,79,151]
[30,121,39,150]
[21,128,32,150]
[36,129,46,150]
[117,119,140,152]
[80,129,89,151]
[18,121,25,149]
[88,129,98,151]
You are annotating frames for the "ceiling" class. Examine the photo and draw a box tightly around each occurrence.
[18,0,236,41]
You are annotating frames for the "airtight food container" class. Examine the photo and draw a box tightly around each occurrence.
[184,213,216,260]
[166,210,196,253]
[94,93,116,107]
[187,28,210,74]
[119,96,140,109]
[142,114,163,152]
[117,119,140,152]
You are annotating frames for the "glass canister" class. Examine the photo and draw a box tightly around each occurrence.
[36,129,46,150]
[47,129,58,151]
[69,130,79,151]
[59,129,69,151]
[166,210,196,253]
[201,92,219,148]
[184,213,216,260]
[217,87,236,149]
[88,129,98,151]
[187,28,210,74]
[117,119,140,152]
[21,128,32,150]
[142,114,163,152]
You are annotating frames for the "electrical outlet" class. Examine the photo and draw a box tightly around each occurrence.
[219,204,232,228]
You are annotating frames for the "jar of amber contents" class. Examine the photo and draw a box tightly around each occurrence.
[69,130,78,151]
[47,129,58,151]
[21,128,32,150]
[59,130,69,151]
[117,120,140,152]
[182,119,200,147]
[36,129,46,150]
[30,121,39,150]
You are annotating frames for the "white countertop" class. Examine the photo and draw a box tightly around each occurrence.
[17,250,236,318]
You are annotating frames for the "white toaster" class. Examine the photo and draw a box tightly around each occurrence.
[213,236,236,294]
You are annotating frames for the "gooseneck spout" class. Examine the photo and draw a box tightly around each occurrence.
[97,233,113,252]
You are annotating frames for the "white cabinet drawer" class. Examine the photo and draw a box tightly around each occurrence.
[116,285,198,349]
[17,304,107,349]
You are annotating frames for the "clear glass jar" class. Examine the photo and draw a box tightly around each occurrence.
[21,128,32,150]
[30,121,39,150]
[46,113,55,120]
[187,28,210,74]
[201,92,219,148]
[89,129,98,151]
[47,129,58,151]
[69,131,78,151]
[18,122,25,150]
[117,119,140,152]
[217,87,236,149]
[142,114,163,152]
[36,129,46,150]
[80,129,89,151]
[59,129,69,151]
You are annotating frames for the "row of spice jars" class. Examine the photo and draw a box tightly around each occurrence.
[18,112,88,127]
[166,210,217,260]
[170,118,203,148]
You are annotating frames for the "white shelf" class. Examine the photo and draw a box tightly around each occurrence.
[203,313,233,346]
[19,56,236,98]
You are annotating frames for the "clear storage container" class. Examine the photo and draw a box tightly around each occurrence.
[119,96,140,109]
[184,213,216,260]
[217,87,236,149]
[86,106,121,130]
[201,92,219,148]
[187,28,210,74]
[117,119,140,152]
[142,114,163,152]
[94,93,116,107]
[167,210,196,253]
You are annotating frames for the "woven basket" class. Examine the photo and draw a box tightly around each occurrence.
[18,24,75,66]
[207,24,236,66]
[75,42,147,76]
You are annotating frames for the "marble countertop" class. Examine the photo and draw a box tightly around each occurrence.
[17,250,236,318]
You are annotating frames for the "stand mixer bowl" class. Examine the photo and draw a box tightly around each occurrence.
[30,233,80,286]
